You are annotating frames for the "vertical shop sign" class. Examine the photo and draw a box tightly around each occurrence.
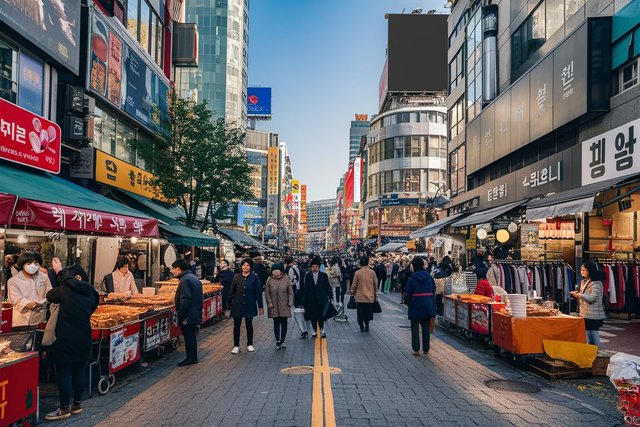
[581,117,640,185]
[18,52,44,116]
[353,157,362,201]
[510,74,530,151]
[267,147,279,195]
[0,98,61,173]
[553,24,588,127]
[529,55,553,141]
[90,14,109,97]
[107,31,123,105]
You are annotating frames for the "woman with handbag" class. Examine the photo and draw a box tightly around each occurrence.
[350,257,378,333]
[570,261,606,346]
[404,257,436,356]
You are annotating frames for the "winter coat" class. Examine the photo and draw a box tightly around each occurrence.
[578,279,606,320]
[351,266,377,303]
[175,271,203,325]
[253,263,268,289]
[474,279,494,298]
[46,271,99,363]
[265,273,293,318]
[303,271,332,322]
[404,269,436,320]
[327,265,342,288]
[230,272,264,318]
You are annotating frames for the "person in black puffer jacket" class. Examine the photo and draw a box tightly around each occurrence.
[403,257,436,356]
[45,265,99,421]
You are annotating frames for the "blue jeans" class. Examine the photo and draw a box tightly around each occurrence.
[56,362,87,408]
[586,329,601,346]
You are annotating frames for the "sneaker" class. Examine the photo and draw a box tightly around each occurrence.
[231,346,240,354]
[364,325,369,332]
[412,351,420,357]
[280,342,286,349]
[300,331,308,339]
[45,408,71,421]
[275,342,281,350]
[311,333,317,338]
[247,345,255,352]
[321,330,326,339]
[70,403,82,415]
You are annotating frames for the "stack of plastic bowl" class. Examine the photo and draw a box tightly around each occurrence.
[507,294,527,318]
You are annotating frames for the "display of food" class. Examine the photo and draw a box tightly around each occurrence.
[91,305,148,329]
[452,294,492,304]
[157,283,222,295]
[525,303,560,317]
[117,294,175,310]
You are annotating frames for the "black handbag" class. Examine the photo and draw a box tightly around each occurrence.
[373,299,382,314]
[347,295,357,309]
[323,300,339,320]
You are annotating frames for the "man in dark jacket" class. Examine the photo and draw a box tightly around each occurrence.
[404,257,436,356]
[45,265,99,421]
[253,256,268,290]
[172,259,203,366]
[213,259,235,311]
[303,257,333,338]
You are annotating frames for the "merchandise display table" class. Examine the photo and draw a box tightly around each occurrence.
[492,311,586,355]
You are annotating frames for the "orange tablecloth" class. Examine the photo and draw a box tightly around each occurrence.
[492,312,586,355]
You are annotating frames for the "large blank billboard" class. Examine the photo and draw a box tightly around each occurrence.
[387,14,448,93]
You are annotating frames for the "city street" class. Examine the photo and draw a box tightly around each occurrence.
[42,294,622,427]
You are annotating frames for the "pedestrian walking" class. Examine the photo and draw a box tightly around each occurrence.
[383,260,393,293]
[265,261,293,350]
[44,265,99,421]
[253,256,269,290]
[303,257,332,338]
[172,259,203,366]
[570,261,606,346]
[230,258,264,353]
[350,257,377,332]
[285,256,311,338]
[327,258,343,306]
[375,262,386,292]
[404,257,436,356]
[213,259,235,311]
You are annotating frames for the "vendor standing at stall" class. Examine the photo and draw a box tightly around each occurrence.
[7,251,52,327]
[103,257,139,296]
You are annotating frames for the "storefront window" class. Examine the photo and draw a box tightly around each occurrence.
[0,40,18,104]
[117,121,137,164]
[127,0,139,41]
[94,107,117,155]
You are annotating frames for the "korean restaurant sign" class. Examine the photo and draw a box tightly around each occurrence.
[0,98,61,174]
[95,149,166,201]
[11,199,159,237]
[581,117,639,185]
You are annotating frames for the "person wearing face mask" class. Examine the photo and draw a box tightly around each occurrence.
[7,251,53,327]
[265,261,293,350]
[102,257,139,296]
[213,259,235,311]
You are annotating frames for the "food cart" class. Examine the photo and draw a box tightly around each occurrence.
[0,352,39,425]
[442,295,504,341]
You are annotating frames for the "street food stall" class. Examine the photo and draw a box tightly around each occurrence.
[442,294,505,340]
[0,350,39,425]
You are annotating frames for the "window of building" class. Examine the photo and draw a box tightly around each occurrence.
[428,136,440,157]
[449,97,465,139]
[384,138,394,160]
[466,8,483,121]
[565,0,584,19]
[395,137,404,158]
[449,145,466,196]
[0,39,18,104]
[139,0,150,51]
[615,59,639,94]
[127,0,139,41]
[449,47,464,92]
[94,107,117,155]
[546,0,564,39]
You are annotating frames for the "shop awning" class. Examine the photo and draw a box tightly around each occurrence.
[409,213,466,239]
[451,200,527,228]
[0,193,17,226]
[376,242,407,252]
[525,177,625,220]
[216,227,276,252]
[0,163,158,237]
[114,191,219,247]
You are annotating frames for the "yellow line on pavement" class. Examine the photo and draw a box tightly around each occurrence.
[311,329,337,427]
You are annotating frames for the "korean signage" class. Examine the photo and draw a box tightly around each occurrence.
[144,313,171,352]
[353,157,362,202]
[202,297,216,322]
[0,97,61,174]
[522,161,562,188]
[109,323,141,372]
[582,117,639,185]
[0,0,80,74]
[267,146,279,195]
[95,149,164,200]
[11,198,160,237]
[529,55,553,141]
[18,52,44,116]
[291,180,300,194]
[487,183,508,202]
[247,87,272,117]
[552,23,588,127]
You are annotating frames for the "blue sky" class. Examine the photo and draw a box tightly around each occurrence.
[248,0,446,202]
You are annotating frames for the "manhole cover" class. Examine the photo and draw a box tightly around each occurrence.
[485,380,541,393]
[280,366,342,375]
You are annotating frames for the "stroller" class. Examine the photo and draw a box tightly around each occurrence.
[333,303,348,322]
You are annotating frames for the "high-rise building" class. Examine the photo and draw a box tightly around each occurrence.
[307,199,337,232]
[350,115,370,161]
[176,0,249,125]
[445,0,636,271]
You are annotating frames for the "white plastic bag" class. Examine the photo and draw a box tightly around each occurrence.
[607,352,640,389]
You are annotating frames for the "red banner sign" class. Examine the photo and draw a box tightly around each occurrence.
[11,198,159,237]
[0,98,61,173]
[0,353,39,425]
[143,313,171,352]
[0,193,16,226]
[109,322,140,374]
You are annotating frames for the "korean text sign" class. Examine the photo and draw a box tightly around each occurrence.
[95,149,165,200]
[0,98,61,173]
[581,117,639,185]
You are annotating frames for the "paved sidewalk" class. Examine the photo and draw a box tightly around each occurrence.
[41,294,623,426]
